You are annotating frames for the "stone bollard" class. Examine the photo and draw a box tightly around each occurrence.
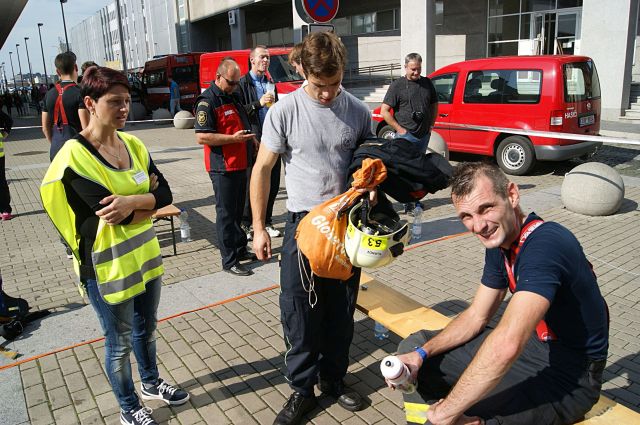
[561,162,625,216]
[173,110,195,129]
[151,108,172,125]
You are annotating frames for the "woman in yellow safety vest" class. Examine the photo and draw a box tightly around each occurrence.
[41,66,189,425]
[0,109,13,221]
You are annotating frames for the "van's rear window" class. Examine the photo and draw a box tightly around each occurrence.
[463,70,541,104]
[269,54,303,83]
[564,61,601,103]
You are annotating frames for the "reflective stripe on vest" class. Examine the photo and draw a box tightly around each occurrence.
[0,133,4,158]
[40,132,163,304]
[502,219,558,342]
[404,402,429,424]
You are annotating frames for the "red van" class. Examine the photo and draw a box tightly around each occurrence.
[199,48,303,97]
[371,55,602,175]
[142,53,204,112]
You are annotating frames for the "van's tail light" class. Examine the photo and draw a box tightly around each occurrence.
[550,110,563,127]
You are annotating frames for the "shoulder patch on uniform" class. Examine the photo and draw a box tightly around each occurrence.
[198,101,209,108]
[197,111,207,126]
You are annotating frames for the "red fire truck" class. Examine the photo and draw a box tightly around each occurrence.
[141,53,204,112]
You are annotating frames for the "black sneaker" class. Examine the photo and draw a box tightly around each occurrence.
[140,378,190,405]
[273,392,317,425]
[120,406,157,425]
[318,378,363,412]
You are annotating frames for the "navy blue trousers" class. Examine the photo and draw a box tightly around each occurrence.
[209,170,247,269]
[279,211,360,397]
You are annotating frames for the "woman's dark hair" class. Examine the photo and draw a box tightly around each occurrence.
[80,66,130,100]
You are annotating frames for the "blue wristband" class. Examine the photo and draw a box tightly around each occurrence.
[414,346,428,361]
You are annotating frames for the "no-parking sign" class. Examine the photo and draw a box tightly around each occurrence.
[302,0,339,23]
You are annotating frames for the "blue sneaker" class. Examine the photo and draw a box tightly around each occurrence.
[140,378,189,405]
[120,406,157,425]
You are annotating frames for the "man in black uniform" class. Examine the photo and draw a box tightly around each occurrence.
[194,58,256,276]
[381,52,438,213]
[42,51,89,160]
[237,45,282,241]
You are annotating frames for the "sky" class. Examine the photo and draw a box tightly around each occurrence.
[0,0,112,80]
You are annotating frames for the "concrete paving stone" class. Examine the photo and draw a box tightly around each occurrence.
[186,317,212,334]
[198,403,230,424]
[222,404,259,425]
[170,338,196,358]
[48,385,73,411]
[77,408,106,425]
[309,412,342,425]
[24,382,47,408]
[20,365,43,389]
[158,326,182,343]
[28,402,55,425]
[172,405,205,425]
[169,366,199,390]
[235,389,269,414]
[52,404,79,425]
[83,372,110,399]
[182,352,208,375]
[213,341,241,361]
[73,344,96,363]
[42,367,65,390]
[80,358,105,379]
[206,385,239,411]
[37,354,60,373]
[71,388,99,414]
[58,354,82,376]
[199,329,225,347]
[93,391,120,418]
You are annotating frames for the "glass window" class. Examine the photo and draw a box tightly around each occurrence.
[395,8,401,29]
[145,70,165,87]
[564,61,601,102]
[488,42,519,57]
[522,0,555,12]
[489,15,520,42]
[268,53,303,82]
[352,12,375,34]
[435,0,444,25]
[172,65,196,83]
[557,13,577,38]
[557,0,582,8]
[431,73,457,103]
[270,28,284,45]
[377,10,395,31]
[333,17,351,36]
[464,70,541,104]
[489,0,521,16]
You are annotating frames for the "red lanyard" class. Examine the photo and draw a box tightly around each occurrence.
[502,219,558,342]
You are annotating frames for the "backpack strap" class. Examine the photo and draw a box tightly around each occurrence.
[53,82,77,128]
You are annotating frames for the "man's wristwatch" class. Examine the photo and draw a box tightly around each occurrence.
[414,346,428,361]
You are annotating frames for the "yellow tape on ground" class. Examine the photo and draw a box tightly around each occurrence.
[404,401,429,424]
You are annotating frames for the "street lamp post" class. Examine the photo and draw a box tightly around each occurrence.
[60,0,70,52]
[0,63,5,92]
[8,52,17,91]
[15,44,25,89]
[37,23,49,85]
[24,37,34,88]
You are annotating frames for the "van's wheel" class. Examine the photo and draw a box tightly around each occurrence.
[496,136,536,175]
[378,125,396,140]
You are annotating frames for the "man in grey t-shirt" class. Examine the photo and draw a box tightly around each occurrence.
[250,32,372,425]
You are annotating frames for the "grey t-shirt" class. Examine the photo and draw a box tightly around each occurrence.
[261,87,372,212]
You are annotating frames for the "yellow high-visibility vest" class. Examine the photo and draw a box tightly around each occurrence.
[40,131,163,304]
[0,133,5,158]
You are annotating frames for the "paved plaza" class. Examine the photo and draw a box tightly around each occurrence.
[1,113,639,424]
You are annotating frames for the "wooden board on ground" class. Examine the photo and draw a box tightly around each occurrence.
[153,204,181,219]
[356,273,640,424]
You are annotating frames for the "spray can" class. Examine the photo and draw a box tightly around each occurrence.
[380,355,416,394]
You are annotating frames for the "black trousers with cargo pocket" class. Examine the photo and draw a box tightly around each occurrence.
[399,329,605,425]
[279,211,361,398]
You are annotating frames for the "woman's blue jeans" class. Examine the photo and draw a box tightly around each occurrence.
[85,277,161,412]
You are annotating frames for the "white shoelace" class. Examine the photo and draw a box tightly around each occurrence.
[157,380,177,396]
[132,407,154,425]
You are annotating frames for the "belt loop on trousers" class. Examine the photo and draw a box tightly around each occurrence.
[288,211,308,223]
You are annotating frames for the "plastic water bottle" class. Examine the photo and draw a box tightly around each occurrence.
[412,203,423,240]
[374,322,389,340]
[380,355,416,394]
[180,209,192,242]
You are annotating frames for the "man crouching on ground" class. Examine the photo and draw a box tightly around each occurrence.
[392,162,608,425]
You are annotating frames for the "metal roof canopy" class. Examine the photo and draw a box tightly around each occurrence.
[0,0,28,50]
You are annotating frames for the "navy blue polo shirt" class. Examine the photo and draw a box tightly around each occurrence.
[481,213,609,359]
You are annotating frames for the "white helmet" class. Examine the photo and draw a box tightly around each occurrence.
[344,199,409,269]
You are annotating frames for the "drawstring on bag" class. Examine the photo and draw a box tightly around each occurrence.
[297,248,318,308]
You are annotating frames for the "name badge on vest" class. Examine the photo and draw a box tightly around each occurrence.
[132,171,148,185]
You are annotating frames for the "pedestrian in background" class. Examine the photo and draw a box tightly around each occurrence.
[0,109,13,220]
[194,58,256,276]
[41,66,189,425]
[168,76,181,116]
[238,45,282,241]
